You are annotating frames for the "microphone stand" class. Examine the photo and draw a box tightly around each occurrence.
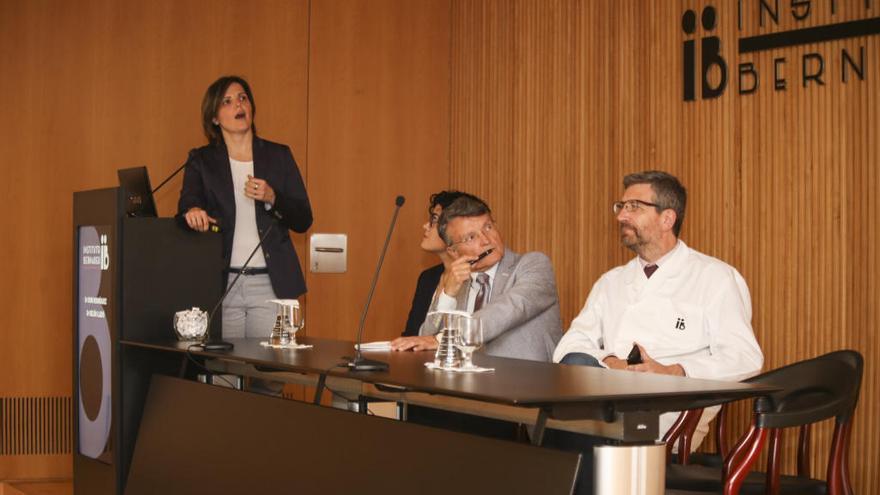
[151,162,186,195]
[343,196,405,371]
[199,221,276,351]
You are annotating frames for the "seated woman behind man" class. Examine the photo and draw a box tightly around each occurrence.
[397,190,477,338]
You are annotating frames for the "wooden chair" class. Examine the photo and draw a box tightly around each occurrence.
[663,406,704,465]
[665,350,863,495]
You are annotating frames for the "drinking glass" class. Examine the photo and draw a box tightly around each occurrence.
[288,303,305,343]
[455,317,483,369]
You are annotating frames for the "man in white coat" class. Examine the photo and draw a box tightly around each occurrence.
[553,170,764,449]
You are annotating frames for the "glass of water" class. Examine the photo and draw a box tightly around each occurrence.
[287,302,305,344]
[455,316,483,369]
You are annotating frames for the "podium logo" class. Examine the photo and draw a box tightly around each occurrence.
[82,235,110,271]
[682,6,728,101]
[100,235,110,270]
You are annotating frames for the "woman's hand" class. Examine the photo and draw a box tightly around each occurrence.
[390,335,439,352]
[184,207,217,232]
[245,174,276,205]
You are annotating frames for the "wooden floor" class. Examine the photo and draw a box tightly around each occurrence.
[0,480,72,495]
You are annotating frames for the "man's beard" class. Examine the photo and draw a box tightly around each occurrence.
[620,223,647,253]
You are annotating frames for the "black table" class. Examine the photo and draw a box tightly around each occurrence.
[120,336,775,495]
[122,336,773,442]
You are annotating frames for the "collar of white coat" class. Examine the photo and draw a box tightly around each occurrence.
[625,239,689,285]
[637,240,681,269]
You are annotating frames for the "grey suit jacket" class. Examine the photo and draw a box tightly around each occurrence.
[419,250,563,362]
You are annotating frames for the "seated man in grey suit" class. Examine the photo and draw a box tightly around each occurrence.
[391,193,562,362]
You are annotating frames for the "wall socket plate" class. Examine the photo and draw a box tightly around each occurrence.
[309,233,347,273]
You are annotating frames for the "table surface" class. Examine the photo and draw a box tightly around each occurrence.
[121,336,775,419]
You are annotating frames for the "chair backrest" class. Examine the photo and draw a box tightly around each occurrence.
[741,350,863,495]
[665,349,864,492]
[747,350,863,429]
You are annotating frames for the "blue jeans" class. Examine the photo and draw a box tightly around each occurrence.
[560,352,602,368]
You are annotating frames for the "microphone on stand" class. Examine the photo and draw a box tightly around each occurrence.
[151,162,186,195]
[342,195,405,372]
[154,161,222,233]
[198,216,278,351]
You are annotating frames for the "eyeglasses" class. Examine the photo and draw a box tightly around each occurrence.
[612,199,661,215]
[452,221,496,246]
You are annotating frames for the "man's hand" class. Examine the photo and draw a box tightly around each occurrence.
[626,343,685,376]
[441,255,475,297]
[602,356,628,370]
[390,335,438,352]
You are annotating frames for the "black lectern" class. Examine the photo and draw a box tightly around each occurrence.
[72,188,223,495]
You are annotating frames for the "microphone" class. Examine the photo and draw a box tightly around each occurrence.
[342,195,405,371]
[151,162,186,195]
[197,221,276,351]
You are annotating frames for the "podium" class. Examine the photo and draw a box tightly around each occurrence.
[72,188,224,495]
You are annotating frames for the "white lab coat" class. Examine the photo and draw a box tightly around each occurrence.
[553,241,764,449]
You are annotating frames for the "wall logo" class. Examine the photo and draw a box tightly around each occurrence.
[682,1,878,101]
[683,6,728,100]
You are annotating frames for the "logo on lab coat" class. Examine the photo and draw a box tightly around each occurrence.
[675,317,686,330]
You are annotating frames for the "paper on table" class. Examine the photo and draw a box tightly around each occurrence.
[424,362,494,373]
[355,341,392,351]
[260,341,313,350]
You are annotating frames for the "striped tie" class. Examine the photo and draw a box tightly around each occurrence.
[473,273,490,311]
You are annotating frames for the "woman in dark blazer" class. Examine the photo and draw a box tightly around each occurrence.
[177,75,312,338]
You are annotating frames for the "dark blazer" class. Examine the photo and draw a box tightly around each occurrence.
[176,137,313,298]
[403,263,443,336]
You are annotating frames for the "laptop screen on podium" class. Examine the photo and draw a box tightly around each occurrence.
[118,166,158,217]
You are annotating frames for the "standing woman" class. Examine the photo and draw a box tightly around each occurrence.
[177,75,312,338]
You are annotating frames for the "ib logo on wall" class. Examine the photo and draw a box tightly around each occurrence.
[682,6,727,101]
[682,1,877,102]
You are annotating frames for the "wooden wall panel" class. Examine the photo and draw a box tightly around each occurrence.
[2,0,451,480]
[4,0,876,489]
[0,0,310,479]
[449,0,878,492]
[304,0,450,343]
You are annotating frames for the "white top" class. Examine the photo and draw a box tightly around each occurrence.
[436,262,500,313]
[553,240,763,449]
[229,158,267,268]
